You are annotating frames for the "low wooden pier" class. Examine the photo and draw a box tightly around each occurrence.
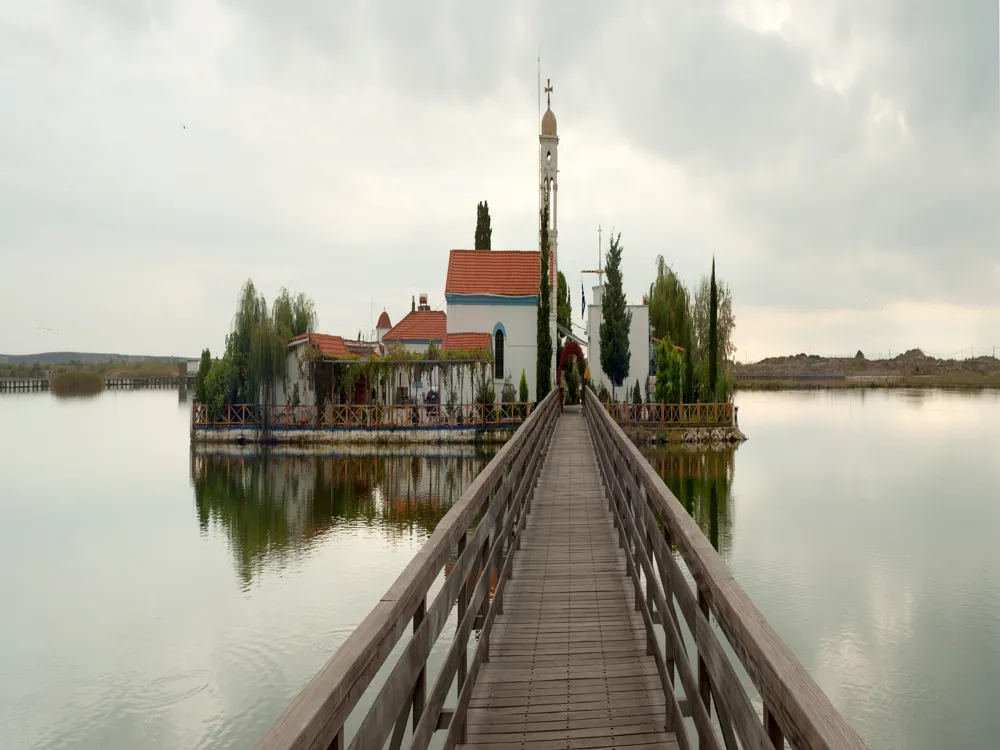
[0,375,195,392]
[0,377,50,392]
[257,389,866,750]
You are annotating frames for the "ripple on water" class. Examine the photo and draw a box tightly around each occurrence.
[129,670,212,709]
[312,626,356,655]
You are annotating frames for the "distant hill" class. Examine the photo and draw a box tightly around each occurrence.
[0,352,194,365]
[733,349,1000,379]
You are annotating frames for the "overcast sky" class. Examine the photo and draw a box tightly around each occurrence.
[1,0,997,361]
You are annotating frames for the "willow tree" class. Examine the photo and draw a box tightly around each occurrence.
[273,288,317,338]
[229,280,284,406]
[229,279,317,408]
[648,255,694,401]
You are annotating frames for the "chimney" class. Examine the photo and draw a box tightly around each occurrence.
[418,293,430,312]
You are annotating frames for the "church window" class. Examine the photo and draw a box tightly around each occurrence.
[494,330,504,379]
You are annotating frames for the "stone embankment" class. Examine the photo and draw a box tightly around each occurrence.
[626,425,747,446]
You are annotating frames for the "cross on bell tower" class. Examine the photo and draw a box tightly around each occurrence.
[539,78,559,385]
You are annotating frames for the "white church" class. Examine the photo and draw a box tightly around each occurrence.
[381,83,564,402]
[282,81,651,406]
[394,80,649,403]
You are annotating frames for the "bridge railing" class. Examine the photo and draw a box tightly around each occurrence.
[192,402,537,430]
[604,401,734,427]
[584,388,866,750]
[254,389,561,750]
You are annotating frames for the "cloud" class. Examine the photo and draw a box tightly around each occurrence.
[0,0,996,357]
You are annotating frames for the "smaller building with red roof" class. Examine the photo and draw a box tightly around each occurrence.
[444,249,556,402]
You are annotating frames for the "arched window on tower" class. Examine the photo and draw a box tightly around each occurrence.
[494,330,504,380]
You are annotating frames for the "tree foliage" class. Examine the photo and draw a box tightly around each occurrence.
[536,203,553,400]
[599,233,632,397]
[648,255,696,402]
[632,379,643,405]
[709,259,718,395]
[648,256,691,348]
[556,271,571,346]
[195,348,211,403]
[475,200,492,250]
[273,288,317,338]
[692,273,735,365]
[563,359,581,405]
[205,279,318,412]
[204,353,236,420]
[518,369,529,403]
[655,341,684,405]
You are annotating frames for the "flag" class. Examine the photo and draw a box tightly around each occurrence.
[581,282,586,319]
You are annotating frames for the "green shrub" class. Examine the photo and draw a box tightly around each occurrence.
[655,341,683,404]
[50,371,103,395]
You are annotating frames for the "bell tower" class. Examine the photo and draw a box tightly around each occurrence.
[540,79,559,385]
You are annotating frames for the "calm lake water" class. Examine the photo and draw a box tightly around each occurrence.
[1,388,999,748]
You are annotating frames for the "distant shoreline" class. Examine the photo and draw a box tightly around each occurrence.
[736,374,1000,391]
[732,348,1000,391]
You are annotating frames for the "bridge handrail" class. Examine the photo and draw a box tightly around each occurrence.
[583,388,866,750]
[255,389,562,750]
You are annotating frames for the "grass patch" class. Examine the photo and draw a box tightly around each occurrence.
[51,370,105,395]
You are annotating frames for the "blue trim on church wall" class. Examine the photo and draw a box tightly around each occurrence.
[492,321,507,338]
[446,294,537,306]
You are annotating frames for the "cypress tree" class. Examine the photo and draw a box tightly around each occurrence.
[709,257,718,396]
[475,201,492,250]
[195,348,211,403]
[599,233,632,400]
[536,203,552,400]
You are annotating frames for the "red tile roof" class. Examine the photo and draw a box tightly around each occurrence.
[376,311,392,329]
[344,339,379,356]
[382,310,447,342]
[442,332,492,352]
[445,250,555,297]
[288,333,350,358]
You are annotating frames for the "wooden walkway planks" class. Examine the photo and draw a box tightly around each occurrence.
[462,406,678,750]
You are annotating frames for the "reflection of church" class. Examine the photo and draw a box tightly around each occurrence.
[190,449,493,583]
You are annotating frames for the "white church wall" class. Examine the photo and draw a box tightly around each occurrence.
[275,342,317,407]
[587,291,651,402]
[446,301,540,402]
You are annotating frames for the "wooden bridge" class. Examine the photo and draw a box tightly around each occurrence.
[257,390,866,750]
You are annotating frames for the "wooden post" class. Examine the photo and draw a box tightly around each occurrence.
[765,705,785,749]
[412,597,426,730]
[698,586,712,750]
[456,533,469,745]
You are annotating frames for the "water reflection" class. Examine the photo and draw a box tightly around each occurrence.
[642,446,737,560]
[190,447,496,586]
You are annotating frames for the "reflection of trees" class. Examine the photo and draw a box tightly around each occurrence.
[645,448,736,560]
[191,450,495,586]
